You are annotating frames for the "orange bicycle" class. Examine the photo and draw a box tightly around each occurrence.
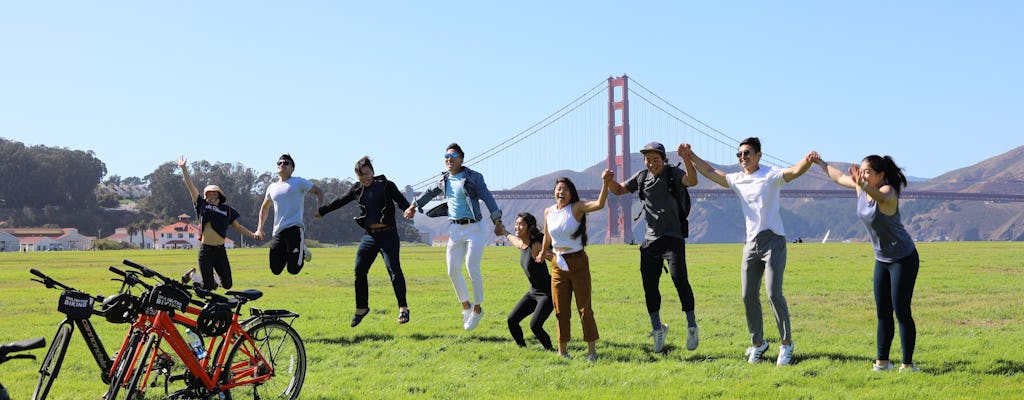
[106,260,306,400]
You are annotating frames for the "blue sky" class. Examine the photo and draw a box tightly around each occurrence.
[2,1,1021,190]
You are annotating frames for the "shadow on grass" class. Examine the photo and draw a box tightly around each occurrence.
[988,359,1024,376]
[928,358,1024,376]
[407,332,509,343]
[307,332,395,345]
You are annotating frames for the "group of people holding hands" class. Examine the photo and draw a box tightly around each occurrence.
[176,137,920,372]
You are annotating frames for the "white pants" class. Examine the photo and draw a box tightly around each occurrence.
[446,221,487,305]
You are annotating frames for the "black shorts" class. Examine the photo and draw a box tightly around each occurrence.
[269,226,307,275]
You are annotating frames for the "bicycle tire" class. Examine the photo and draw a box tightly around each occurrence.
[107,331,156,400]
[31,323,73,400]
[221,320,306,400]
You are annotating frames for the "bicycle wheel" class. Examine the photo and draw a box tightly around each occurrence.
[32,322,73,400]
[222,320,306,400]
[109,332,159,400]
[105,330,144,400]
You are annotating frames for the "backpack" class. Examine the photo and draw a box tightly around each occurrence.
[634,163,692,238]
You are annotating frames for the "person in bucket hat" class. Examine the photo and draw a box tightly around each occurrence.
[177,155,259,290]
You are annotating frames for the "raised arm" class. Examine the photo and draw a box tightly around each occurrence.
[576,169,613,214]
[678,143,698,187]
[815,160,857,190]
[782,151,820,182]
[688,148,729,188]
[177,155,200,201]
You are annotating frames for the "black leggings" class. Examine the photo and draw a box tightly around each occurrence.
[507,288,554,350]
[639,236,695,313]
[874,249,919,364]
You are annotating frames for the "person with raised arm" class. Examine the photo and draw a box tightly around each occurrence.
[606,141,701,354]
[687,137,819,366]
[536,170,613,362]
[815,155,921,373]
[176,155,258,290]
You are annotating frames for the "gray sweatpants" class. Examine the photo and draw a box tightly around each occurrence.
[741,230,791,345]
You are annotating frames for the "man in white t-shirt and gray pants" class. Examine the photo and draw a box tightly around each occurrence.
[686,137,819,366]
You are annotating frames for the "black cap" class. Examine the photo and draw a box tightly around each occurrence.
[640,141,666,157]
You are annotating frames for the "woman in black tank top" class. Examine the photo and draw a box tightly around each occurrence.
[499,212,554,351]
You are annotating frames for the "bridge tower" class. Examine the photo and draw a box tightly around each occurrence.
[606,75,634,244]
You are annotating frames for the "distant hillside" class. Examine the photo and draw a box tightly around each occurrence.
[412,146,1024,243]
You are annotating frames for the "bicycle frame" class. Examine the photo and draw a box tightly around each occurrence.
[49,317,114,384]
[119,304,276,397]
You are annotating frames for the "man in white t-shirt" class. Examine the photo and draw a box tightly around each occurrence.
[255,154,323,275]
[687,137,819,366]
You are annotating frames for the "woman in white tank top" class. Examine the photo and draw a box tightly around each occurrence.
[536,170,613,362]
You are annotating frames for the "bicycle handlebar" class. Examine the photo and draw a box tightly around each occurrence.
[0,337,45,363]
[30,268,76,291]
[108,266,153,290]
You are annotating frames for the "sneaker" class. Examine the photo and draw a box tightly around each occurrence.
[649,323,669,353]
[559,352,572,360]
[686,326,699,351]
[586,353,598,363]
[302,246,312,262]
[899,364,920,373]
[776,344,794,366]
[464,308,484,331]
[461,308,472,327]
[872,362,894,372]
[745,341,770,363]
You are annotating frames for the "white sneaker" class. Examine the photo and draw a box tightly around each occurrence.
[461,309,472,327]
[649,324,669,353]
[302,246,312,262]
[686,326,699,351]
[776,344,794,366]
[899,364,920,373]
[464,308,484,331]
[745,341,769,363]
[872,362,894,372]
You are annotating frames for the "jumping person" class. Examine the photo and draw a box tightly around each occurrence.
[688,137,819,366]
[316,156,411,326]
[815,155,921,373]
[537,172,613,362]
[255,154,323,275]
[498,212,555,351]
[404,143,504,331]
[176,155,258,290]
[607,141,700,353]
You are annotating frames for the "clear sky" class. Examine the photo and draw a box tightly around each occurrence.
[2,1,1021,190]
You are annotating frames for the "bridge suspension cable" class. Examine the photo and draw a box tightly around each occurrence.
[628,77,793,169]
[409,78,608,192]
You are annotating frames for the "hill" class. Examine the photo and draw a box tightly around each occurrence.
[412,146,1024,243]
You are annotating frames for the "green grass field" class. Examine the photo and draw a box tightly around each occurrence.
[1,242,1022,399]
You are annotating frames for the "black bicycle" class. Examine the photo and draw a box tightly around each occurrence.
[1,337,45,400]
[29,268,140,400]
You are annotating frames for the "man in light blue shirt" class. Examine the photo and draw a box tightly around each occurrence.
[405,143,504,331]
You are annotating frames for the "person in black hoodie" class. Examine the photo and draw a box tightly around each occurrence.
[316,156,411,327]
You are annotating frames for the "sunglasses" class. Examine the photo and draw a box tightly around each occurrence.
[277,161,292,166]
[444,153,461,159]
[736,150,753,158]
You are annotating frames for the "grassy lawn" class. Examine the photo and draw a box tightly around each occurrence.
[1,242,1021,399]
